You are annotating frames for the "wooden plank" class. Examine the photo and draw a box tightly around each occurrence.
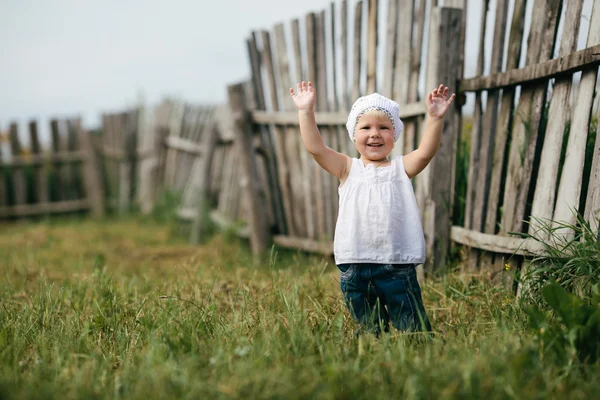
[463,0,489,230]
[0,152,87,167]
[316,10,335,240]
[460,44,600,92]
[451,226,545,256]
[136,103,158,214]
[392,0,414,157]
[585,104,600,233]
[291,18,316,240]
[273,235,333,255]
[66,119,84,200]
[409,0,427,103]
[340,0,349,111]
[228,82,270,258]
[275,22,306,237]
[28,121,48,206]
[552,3,600,236]
[351,1,363,101]
[0,199,90,218]
[189,116,218,245]
[164,135,206,155]
[329,2,342,222]
[9,123,27,206]
[421,7,462,272]
[530,0,585,232]
[471,0,509,232]
[306,12,326,240]
[251,103,427,124]
[502,0,562,234]
[366,0,378,93]
[261,29,293,236]
[164,101,184,189]
[57,119,73,200]
[248,32,286,235]
[484,0,527,234]
[77,121,104,217]
[381,0,397,98]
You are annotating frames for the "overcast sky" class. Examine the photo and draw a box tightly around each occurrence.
[0,0,593,142]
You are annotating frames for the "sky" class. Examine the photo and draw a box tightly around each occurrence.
[0,0,594,145]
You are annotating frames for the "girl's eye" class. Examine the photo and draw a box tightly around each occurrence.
[360,126,369,130]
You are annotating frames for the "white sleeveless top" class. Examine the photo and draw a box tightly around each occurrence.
[333,156,426,265]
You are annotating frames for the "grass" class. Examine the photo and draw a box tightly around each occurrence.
[1,217,600,399]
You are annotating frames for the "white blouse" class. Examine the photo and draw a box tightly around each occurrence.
[333,156,426,265]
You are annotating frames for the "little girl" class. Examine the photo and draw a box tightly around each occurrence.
[290,82,455,334]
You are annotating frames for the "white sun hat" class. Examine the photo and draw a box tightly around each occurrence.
[346,93,404,142]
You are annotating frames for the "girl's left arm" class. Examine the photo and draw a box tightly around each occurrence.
[403,84,455,179]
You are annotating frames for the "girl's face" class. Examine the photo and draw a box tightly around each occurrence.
[354,111,395,162]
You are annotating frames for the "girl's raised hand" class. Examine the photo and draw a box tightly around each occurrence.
[426,84,456,119]
[290,81,317,111]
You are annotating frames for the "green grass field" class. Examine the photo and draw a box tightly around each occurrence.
[1,217,598,399]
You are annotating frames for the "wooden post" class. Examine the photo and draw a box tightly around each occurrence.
[9,123,27,206]
[29,121,49,207]
[228,83,269,258]
[190,111,218,245]
[77,121,105,217]
[422,6,462,274]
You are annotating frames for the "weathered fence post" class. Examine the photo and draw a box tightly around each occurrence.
[227,82,269,258]
[77,121,105,217]
[420,6,463,274]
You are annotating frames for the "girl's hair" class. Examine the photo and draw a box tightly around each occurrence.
[359,109,394,125]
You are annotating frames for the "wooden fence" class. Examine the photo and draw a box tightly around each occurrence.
[454,0,600,283]
[0,118,103,219]
[227,0,464,271]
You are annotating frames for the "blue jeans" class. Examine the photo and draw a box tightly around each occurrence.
[337,263,432,334]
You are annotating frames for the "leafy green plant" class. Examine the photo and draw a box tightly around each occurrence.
[517,214,600,302]
[526,283,600,365]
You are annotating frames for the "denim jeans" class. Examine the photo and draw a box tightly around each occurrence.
[337,263,432,334]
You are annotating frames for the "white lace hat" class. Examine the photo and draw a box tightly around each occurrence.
[346,93,404,142]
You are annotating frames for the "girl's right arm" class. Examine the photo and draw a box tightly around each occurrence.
[290,81,351,181]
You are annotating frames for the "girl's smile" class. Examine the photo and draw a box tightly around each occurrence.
[354,112,395,163]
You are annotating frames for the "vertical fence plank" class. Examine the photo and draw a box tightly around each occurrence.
[553,2,600,236]
[329,2,342,219]
[190,114,218,245]
[351,1,363,101]
[228,83,269,258]
[464,0,489,231]
[137,103,158,214]
[473,0,510,231]
[530,0,584,233]
[0,136,5,206]
[66,119,84,200]
[366,0,378,94]
[77,120,104,217]
[340,0,349,112]
[316,10,335,239]
[29,121,48,206]
[275,22,307,237]
[248,32,286,234]
[382,0,397,99]
[585,107,600,233]
[9,123,27,206]
[306,12,326,240]
[484,0,527,234]
[502,0,562,234]
[261,29,294,236]
[393,0,415,157]
[423,6,462,272]
[292,18,316,240]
